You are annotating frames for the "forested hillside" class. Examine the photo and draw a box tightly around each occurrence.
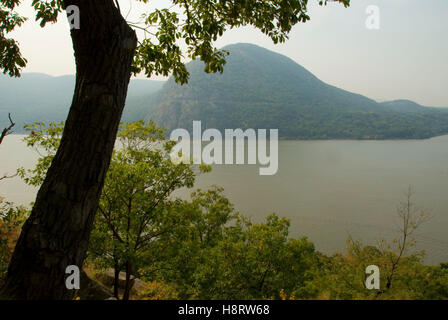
[2,45,448,139]
[146,43,448,139]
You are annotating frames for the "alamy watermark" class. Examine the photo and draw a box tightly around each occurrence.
[65,265,80,290]
[366,5,380,30]
[365,265,380,290]
[66,5,80,30]
[169,121,278,176]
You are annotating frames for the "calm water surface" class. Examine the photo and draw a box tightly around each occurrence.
[1,135,448,264]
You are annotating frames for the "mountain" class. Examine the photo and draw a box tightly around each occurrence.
[379,100,427,112]
[122,79,165,122]
[2,45,448,139]
[0,73,164,132]
[146,43,448,139]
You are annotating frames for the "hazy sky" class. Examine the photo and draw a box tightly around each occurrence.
[9,0,448,106]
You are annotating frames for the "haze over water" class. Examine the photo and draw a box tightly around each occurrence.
[2,134,448,264]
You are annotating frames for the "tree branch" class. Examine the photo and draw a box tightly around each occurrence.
[0,113,15,146]
[0,172,18,182]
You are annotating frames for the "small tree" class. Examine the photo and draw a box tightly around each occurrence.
[15,120,210,300]
[145,187,237,298]
[88,121,209,300]
[190,213,317,299]
[152,204,318,300]
[317,186,433,299]
[378,186,432,294]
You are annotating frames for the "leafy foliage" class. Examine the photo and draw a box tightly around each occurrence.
[184,213,318,299]
[17,121,64,186]
[132,0,343,83]
[0,197,28,285]
[1,0,64,77]
[16,120,209,299]
[0,0,27,76]
[314,238,448,300]
[88,121,210,299]
[0,0,349,83]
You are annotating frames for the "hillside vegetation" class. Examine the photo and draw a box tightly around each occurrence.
[2,44,448,140]
[147,43,448,139]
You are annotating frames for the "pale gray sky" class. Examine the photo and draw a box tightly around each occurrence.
[9,0,448,106]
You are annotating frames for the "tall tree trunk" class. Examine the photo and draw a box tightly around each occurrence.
[122,262,133,301]
[113,263,120,299]
[0,0,137,299]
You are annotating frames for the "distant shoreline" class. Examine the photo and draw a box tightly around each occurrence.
[7,132,448,142]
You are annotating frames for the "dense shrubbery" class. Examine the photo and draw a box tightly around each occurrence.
[0,198,27,287]
[1,121,447,300]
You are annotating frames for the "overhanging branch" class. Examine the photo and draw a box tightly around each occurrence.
[0,113,15,146]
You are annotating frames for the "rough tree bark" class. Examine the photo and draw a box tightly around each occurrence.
[113,263,120,299]
[122,262,133,301]
[0,0,137,299]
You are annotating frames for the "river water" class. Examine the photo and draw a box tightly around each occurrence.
[1,134,448,264]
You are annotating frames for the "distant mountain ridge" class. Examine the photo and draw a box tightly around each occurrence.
[1,43,448,139]
[145,43,448,139]
[379,99,428,112]
[0,73,164,132]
